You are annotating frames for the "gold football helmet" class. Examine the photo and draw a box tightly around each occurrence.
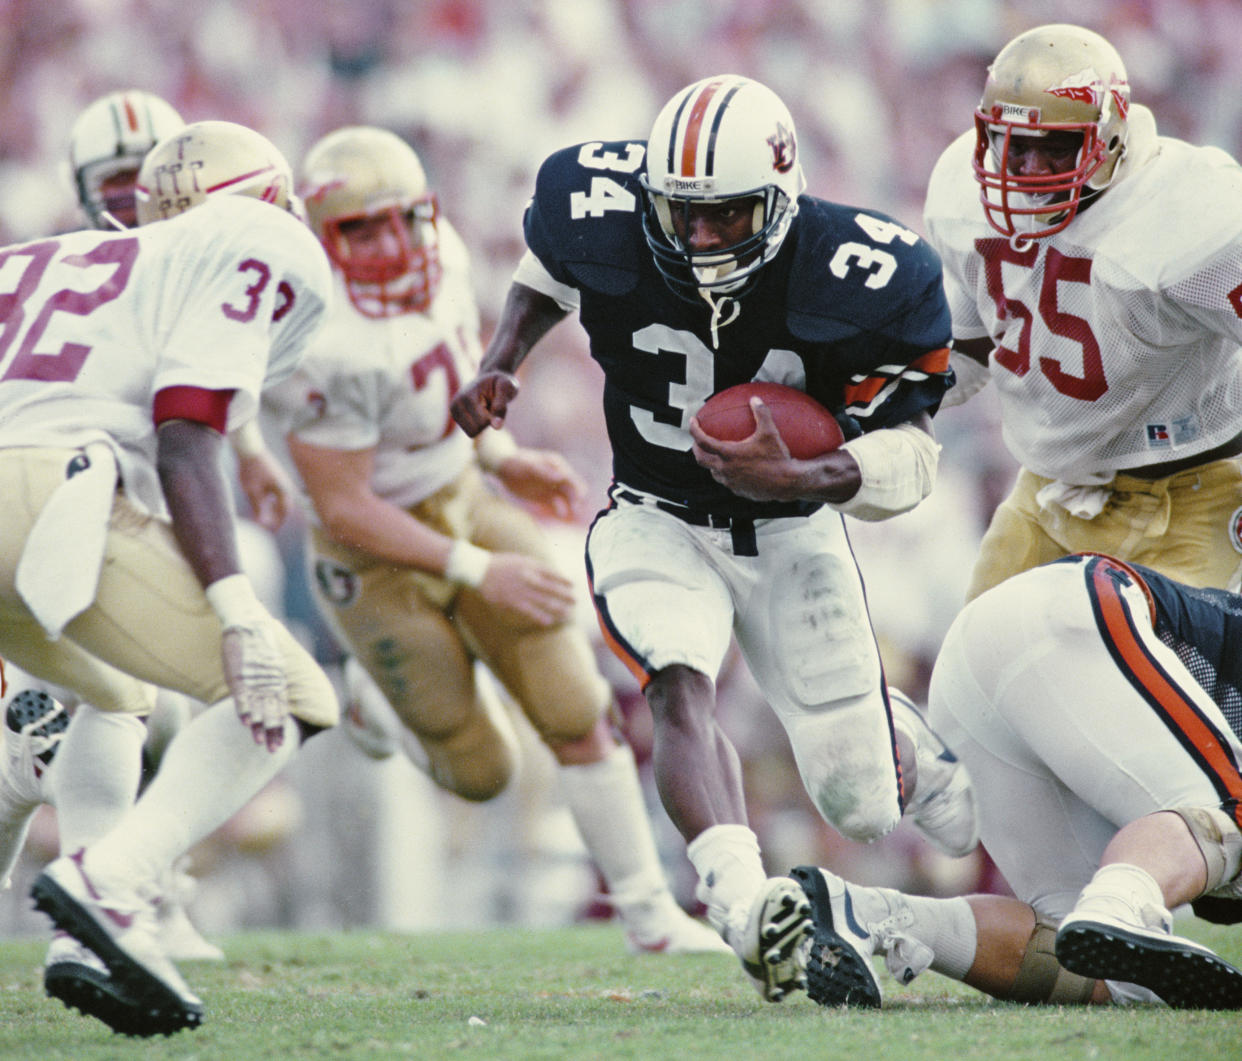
[135,120,296,225]
[68,90,185,230]
[300,126,441,317]
[973,24,1130,241]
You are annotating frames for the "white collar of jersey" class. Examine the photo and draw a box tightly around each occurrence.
[1115,104,1159,183]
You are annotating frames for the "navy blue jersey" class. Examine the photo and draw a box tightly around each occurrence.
[1060,553,1242,739]
[523,140,953,513]
[1134,562,1242,739]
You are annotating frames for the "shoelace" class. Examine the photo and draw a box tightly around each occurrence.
[869,906,934,985]
[11,700,69,764]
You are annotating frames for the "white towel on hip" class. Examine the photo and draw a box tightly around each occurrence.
[16,443,118,640]
[1034,477,1113,520]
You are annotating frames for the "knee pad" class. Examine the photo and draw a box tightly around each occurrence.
[1004,918,1096,1004]
[774,552,875,704]
[1171,806,1242,893]
[417,677,521,803]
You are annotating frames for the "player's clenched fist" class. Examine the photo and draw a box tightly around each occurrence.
[451,371,520,436]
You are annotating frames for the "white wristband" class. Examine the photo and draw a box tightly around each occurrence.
[443,541,491,588]
[475,428,520,474]
[205,573,266,628]
[229,419,266,459]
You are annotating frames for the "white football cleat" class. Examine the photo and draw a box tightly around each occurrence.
[31,849,204,1035]
[340,656,404,761]
[724,876,813,1002]
[44,931,155,1036]
[790,865,884,1008]
[619,889,733,955]
[4,688,69,807]
[155,861,224,963]
[889,689,978,858]
[1056,883,1242,1009]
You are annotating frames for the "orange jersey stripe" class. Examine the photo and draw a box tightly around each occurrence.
[1090,560,1242,825]
[843,374,887,407]
[841,347,951,407]
[914,346,951,374]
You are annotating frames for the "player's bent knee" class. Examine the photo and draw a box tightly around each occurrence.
[421,708,518,802]
[805,773,900,842]
[1171,806,1242,892]
[1004,919,1096,1004]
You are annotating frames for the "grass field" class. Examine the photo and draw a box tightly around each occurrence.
[0,918,1239,1060]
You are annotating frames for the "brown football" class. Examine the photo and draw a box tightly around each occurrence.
[696,382,844,459]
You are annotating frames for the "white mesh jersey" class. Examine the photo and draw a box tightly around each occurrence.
[0,196,331,514]
[925,108,1242,483]
[263,219,478,511]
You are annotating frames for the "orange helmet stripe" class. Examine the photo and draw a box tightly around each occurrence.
[678,80,723,177]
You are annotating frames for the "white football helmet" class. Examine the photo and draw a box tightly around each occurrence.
[974,24,1131,241]
[135,120,297,225]
[68,90,185,229]
[300,126,442,318]
[641,74,805,301]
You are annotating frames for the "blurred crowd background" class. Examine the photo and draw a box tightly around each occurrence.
[3,0,1241,940]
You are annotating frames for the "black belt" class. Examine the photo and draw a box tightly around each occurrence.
[614,489,821,557]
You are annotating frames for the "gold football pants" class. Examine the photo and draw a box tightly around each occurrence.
[967,459,1242,602]
[0,447,337,727]
[308,467,609,801]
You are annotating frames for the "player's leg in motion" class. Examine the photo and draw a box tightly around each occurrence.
[586,501,810,999]
[462,496,729,956]
[16,497,338,1035]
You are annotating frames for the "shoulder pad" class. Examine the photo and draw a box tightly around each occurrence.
[785,198,950,346]
[523,141,646,296]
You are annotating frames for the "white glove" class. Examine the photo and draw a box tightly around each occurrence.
[207,575,289,751]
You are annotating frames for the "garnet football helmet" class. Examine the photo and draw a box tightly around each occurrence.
[134,120,297,225]
[68,90,185,229]
[299,126,442,318]
[641,74,805,301]
[973,24,1130,241]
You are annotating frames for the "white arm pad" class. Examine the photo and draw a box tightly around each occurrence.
[512,250,581,313]
[940,349,992,409]
[830,423,941,522]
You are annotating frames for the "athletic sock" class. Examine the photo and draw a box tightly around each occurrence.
[51,704,145,852]
[86,701,298,886]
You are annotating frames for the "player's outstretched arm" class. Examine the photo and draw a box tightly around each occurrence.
[452,282,570,436]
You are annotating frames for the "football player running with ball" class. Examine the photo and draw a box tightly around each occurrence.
[263,125,726,957]
[925,23,1242,599]
[452,74,976,1002]
[1,121,340,1037]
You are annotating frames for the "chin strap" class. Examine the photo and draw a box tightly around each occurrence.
[699,286,740,349]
